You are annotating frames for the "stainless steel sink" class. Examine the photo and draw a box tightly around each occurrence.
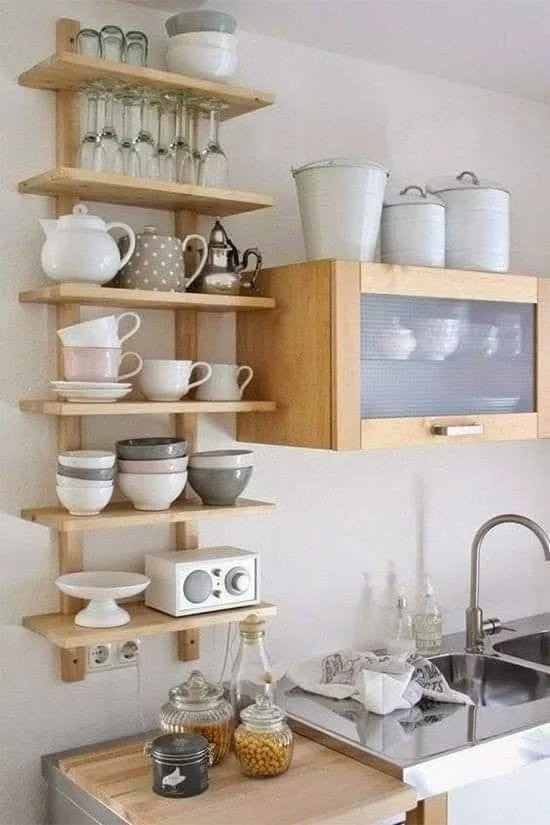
[493,630,550,667]
[431,652,550,706]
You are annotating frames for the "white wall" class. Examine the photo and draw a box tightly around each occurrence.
[3,0,550,823]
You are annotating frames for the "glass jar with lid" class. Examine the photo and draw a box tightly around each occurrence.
[160,669,234,765]
[233,694,294,778]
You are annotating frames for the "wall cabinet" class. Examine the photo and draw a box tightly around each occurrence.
[237,259,550,450]
[18,18,277,681]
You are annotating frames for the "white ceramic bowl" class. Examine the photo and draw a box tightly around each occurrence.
[189,449,254,470]
[165,9,237,37]
[168,31,237,48]
[118,471,188,511]
[166,41,238,81]
[56,484,114,516]
[56,474,114,489]
[118,456,189,474]
[58,450,116,469]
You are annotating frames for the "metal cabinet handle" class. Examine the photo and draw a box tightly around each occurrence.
[431,423,484,437]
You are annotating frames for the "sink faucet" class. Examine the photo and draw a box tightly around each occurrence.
[465,514,550,652]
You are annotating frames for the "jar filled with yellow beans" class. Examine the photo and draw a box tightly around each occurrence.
[233,694,294,778]
[160,670,234,765]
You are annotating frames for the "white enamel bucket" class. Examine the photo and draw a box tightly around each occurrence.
[381,185,446,268]
[291,158,389,261]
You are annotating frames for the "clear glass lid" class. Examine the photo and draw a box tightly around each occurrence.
[168,669,224,710]
[240,694,286,729]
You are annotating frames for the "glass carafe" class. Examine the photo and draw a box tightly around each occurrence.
[229,615,274,715]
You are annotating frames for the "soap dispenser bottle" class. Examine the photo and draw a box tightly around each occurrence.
[413,574,443,655]
[386,592,416,659]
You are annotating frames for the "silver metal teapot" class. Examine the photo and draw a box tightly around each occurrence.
[188,219,262,295]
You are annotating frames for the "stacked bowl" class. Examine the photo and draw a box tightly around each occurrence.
[187,449,254,506]
[57,451,116,515]
[116,438,188,511]
[164,9,238,80]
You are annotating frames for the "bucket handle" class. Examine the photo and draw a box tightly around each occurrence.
[456,170,480,186]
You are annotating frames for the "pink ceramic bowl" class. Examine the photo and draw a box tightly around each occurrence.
[118,456,189,474]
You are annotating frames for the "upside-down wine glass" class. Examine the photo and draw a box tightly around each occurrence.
[172,93,194,184]
[150,95,176,182]
[198,101,229,188]
[96,83,123,173]
[118,90,141,176]
[77,88,105,171]
[133,87,157,178]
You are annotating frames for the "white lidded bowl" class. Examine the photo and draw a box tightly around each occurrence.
[56,474,114,489]
[189,449,254,469]
[166,41,238,81]
[58,449,116,469]
[118,471,188,511]
[56,484,114,516]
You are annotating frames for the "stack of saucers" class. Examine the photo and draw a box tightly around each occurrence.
[116,438,188,511]
[56,451,116,516]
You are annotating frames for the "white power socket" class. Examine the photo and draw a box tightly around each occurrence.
[87,640,140,672]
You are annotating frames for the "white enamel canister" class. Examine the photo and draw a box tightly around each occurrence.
[427,170,510,272]
[291,158,389,261]
[380,185,446,267]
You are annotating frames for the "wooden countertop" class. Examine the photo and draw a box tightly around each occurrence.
[58,733,417,825]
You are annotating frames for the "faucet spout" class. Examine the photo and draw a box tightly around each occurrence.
[465,514,550,652]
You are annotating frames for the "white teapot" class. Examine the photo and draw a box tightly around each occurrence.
[40,204,136,285]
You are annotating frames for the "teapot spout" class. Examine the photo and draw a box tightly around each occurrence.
[39,218,58,238]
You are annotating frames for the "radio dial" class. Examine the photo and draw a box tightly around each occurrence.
[225,567,250,595]
[183,570,212,604]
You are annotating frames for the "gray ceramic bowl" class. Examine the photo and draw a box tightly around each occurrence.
[56,464,116,481]
[116,438,188,461]
[165,9,237,37]
[187,466,253,506]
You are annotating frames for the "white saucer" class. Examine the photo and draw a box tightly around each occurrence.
[51,386,133,403]
[51,380,132,390]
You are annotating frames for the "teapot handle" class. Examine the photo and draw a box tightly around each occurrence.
[105,222,136,272]
[181,234,208,290]
[238,248,263,289]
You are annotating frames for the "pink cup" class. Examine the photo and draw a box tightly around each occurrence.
[63,347,143,382]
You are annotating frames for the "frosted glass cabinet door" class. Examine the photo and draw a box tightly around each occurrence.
[360,295,534,418]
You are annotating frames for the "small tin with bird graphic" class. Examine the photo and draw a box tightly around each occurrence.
[145,732,210,798]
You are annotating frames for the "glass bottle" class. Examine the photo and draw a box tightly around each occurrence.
[230,615,274,715]
[413,574,443,655]
[386,592,416,659]
[233,694,294,778]
[159,669,234,765]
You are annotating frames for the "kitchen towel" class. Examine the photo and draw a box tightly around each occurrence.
[286,649,474,715]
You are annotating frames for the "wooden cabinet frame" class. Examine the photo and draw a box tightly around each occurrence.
[237,259,545,451]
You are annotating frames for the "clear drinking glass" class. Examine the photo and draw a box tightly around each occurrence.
[96,85,123,173]
[124,30,149,66]
[99,25,126,62]
[77,89,105,171]
[133,88,157,178]
[198,102,229,188]
[76,29,101,58]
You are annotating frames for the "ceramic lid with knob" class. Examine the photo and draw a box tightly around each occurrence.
[427,170,509,194]
[383,185,446,208]
[57,204,109,230]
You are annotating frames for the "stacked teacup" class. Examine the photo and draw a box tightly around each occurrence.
[51,312,143,403]
[57,451,116,515]
[116,438,188,511]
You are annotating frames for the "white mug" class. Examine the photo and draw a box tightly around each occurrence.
[57,312,141,348]
[195,363,254,401]
[139,359,213,401]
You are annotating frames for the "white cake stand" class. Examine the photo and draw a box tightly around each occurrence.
[55,571,150,627]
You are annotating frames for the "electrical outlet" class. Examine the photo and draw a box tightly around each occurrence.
[87,640,139,672]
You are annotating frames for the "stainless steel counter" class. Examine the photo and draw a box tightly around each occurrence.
[279,612,550,799]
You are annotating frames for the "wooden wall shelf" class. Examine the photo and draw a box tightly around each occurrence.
[18,52,275,120]
[18,168,274,215]
[23,600,277,649]
[22,498,275,533]
[19,282,276,310]
[20,399,276,416]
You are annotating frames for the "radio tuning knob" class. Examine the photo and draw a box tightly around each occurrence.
[225,567,250,595]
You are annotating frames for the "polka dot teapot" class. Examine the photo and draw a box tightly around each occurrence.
[115,226,208,292]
